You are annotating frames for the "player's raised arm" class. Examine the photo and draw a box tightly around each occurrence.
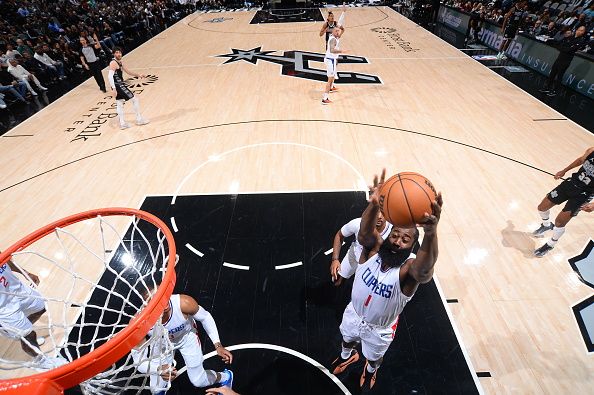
[401,194,442,294]
[357,170,386,252]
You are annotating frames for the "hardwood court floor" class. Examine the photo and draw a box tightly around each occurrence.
[0,6,593,394]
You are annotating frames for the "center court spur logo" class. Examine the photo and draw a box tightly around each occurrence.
[371,27,397,34]
[217,47,382,84]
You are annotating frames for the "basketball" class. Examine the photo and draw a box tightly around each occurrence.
[378,172,438,227]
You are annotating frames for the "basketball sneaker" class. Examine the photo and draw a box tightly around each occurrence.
[330,86,338,93]
[322,98,332,105]
[534,243,554,257]
[120,122,131,129]
[359,361,377,391]
[532,223,553,237]
[330,349,359,375]
[216,369,234,394]
[136,118,150,126]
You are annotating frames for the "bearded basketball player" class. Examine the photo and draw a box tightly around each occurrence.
[108,47,149,129]
[330,212,392,286]
[532,147,594,257]
[330,170,442,391]
[132,293,233,394]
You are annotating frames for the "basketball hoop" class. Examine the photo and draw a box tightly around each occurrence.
[0,208,177,394]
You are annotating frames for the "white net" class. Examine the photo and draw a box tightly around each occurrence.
[0,212,175,394]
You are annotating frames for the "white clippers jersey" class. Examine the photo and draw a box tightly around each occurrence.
[0,262,28,313]
[326,35,340,59]
[163,294,196,345]
[351,253,415,327]
[341,218,393,262]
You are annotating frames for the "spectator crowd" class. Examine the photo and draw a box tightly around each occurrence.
[0,0,210,108]
[443,0,593,50]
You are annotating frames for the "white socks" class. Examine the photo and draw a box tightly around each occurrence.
[116,100,125,126]
[341,345,354,359]
[323,93,329,100]
[547,226,565,247]
[132,97,142,121]
[539,210,551,226]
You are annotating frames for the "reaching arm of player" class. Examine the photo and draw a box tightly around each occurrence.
[357,170,385,255]
[319,22,328,37]
[330,230,345,282]
[555,147,594,179]
[338,11,345,29]
[400,194,442,296]
[7,260,39,285]
[181,295,233,364]
[122,63,145,79]
[581,202,594,212]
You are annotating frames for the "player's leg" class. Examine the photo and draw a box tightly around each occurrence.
[358,318,398,391]
[179,333,232,388]
[115,99,130,129]
[131,96,149,125]
[331,303,361,374]
[323,58,335,104]
[330,59,338,92]
[533,181,568,237]
[535,192,593,257]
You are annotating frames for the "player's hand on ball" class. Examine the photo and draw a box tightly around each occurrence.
[216,345,233,364]
[554,170,565,179]
[581,202,594,212]
[420,193,443,235]
[368,169,386,207]
[159,364,177,381]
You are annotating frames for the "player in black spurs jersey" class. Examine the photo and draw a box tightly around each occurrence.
[108,47,149,129]
[319,11,337,45]
[533,147,594,257]
[497,1,528,60]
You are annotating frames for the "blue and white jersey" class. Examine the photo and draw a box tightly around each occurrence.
[163,294,197,345]
[351,253,415,327]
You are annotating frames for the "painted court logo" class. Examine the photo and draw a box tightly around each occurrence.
[205,17,233,23]
[217,47,381,84]
[124,74,159,89]
[371,27,397,34]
